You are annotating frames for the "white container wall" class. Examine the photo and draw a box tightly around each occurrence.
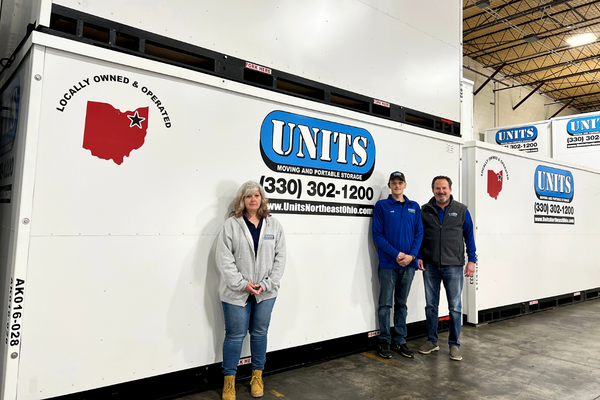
[0,1,467,398]
[0,32,463,399]
[0,0,48,61]
[1,0,463,122]
[0,43,49,400]
[462,141,600,324]
[484,120,551,157]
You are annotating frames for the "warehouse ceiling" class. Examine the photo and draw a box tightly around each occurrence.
[463,0,600,113]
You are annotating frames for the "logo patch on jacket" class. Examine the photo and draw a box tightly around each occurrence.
[448,212,458,217]
[408,208,416,213]
[264,234,275,240]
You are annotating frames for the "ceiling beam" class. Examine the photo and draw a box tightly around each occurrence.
[463,0,524,24]
[572,98,600,109]
[464,1,598,46]
[550,100,573,118]
[463,0,600,112]
[463,65,510,86]
[467,20,600,63]
[463,0,573,36]
[512,82,544,110]
[545,80,600,94]
[552,89,600,102]
[492,65,600,92]
[474,63,506,95]
[530,66,600,85]
[507,53,600,80]
[575,98,600,106]
[465,20,600,62]
[483,36,600,69]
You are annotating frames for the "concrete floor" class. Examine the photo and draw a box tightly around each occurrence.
[179,299,600,400]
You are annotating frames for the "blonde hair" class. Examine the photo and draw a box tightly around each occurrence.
[230,181,271,218]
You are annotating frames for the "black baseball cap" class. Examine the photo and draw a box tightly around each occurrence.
[389,171,406,183]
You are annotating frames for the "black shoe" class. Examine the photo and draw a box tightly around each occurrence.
[377,341,392,359]
[391,342,414,358]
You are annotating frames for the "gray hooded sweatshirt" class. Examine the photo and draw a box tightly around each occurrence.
[216,215,286,306]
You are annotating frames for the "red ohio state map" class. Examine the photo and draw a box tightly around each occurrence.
[83,101,149,165]
[487,170,503,199]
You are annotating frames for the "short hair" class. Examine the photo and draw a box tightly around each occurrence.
[231,180,271,218]
[431,176,453,190]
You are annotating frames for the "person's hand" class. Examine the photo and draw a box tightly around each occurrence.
[396,254,411,267]
[396,252,405,263]
[417,259,425,271]
[464,262,476,277]
[244,282,262,295]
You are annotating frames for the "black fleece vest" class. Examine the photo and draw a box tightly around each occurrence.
[420,197,467,266]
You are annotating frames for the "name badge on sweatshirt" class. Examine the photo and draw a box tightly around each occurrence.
[264,234,275,240]
[408,208,416,213]
[448,212,458,217]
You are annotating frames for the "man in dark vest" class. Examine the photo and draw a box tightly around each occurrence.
[372,171,423,359]
[417,176,476,361]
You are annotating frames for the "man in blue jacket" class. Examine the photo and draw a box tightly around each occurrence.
[372,171,423,359]
[417,176,476,362]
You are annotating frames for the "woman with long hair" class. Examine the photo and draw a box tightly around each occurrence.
[216,181,286,399]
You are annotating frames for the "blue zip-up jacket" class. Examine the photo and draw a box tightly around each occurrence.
[372,194,423,269]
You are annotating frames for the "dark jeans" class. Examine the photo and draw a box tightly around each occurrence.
[377,267,416,344]
[423,264,463,347]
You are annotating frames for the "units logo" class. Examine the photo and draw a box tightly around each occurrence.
[480,155,509,200]
[565,115,600,149]
[534,165,573,203]
[494,125,539,153]
[55,73,172,165]
[566,115,600,135]
[260,111,376,181]
[495,126,537,144]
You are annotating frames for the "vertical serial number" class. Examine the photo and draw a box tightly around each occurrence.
[5,278,25,347]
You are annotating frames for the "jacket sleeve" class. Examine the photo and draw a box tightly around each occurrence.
[259,220,286,292]
[215,220,248,292]
[410,205,424,257]
[372,201,399,259]
[463,209,477,263]
[417,205,426,261]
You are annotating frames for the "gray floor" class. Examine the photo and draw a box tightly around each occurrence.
[179,299,600,400]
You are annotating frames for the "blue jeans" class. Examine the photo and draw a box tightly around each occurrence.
[423,264,463,347]
[377,267,416,344]
[221,297,276,376]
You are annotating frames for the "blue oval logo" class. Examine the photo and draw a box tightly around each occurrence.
[566,116,600,135]
[534,165,574,203]
[260,111,376,181]
[495,126,537,144]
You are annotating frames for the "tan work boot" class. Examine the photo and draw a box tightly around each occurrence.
[250,370,264,397]
[222,375,235,400]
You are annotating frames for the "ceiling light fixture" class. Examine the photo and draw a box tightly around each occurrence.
[476,0,490,9]
[523,34,539,43]
[566,33,596,46]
